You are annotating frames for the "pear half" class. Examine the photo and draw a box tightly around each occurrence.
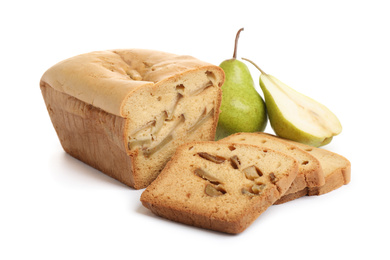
[243,58,342,147]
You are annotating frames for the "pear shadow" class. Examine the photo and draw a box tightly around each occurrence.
[49,150,129,189]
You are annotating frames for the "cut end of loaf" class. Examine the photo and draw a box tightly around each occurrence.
[124,68,224,188]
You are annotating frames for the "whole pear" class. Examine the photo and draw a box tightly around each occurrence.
[243,58,342,147]
[216,28,267,140]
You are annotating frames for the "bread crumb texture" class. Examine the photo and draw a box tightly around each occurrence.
[219,132,325,195]
[141,141,298,234]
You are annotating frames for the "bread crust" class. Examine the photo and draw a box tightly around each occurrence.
[41,83,137,186]
[40,49,224,189]
[41,49,222,117]
[275,160,351,204]
[308,160,351,195]
[275,140,351,204]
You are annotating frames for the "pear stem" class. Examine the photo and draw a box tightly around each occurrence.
[233,28,244,59]
[242,57,267,75]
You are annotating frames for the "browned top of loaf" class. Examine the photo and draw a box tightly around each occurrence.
[40,49,224,117]
[141,141,298,224]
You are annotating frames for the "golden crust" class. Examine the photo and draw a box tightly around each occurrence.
[40,49,222,117]
[41,84,136,186]
[40,49,224,189]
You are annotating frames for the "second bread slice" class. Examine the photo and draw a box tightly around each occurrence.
[219,133,325,196]
[275,139,351,204]
[140,141,298,234]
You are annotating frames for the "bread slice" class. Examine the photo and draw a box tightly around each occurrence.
[219,132,325,196]
[141,141,298,234]
[40,49,224,189]
[275,139,351,204]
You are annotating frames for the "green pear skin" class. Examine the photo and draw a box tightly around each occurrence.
[216,59,267,140]
[259,75,337,147]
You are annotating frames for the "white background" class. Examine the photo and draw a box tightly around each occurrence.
[1,0,389,259]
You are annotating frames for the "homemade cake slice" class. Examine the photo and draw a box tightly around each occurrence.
[141,141,298,234]
[219,132,324,196]
[275,139,351,204]
[40,49,224,189]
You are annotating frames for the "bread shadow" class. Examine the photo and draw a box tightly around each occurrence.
[50,151,129,189]
[135,204,236,237]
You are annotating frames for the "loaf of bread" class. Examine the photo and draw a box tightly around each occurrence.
[140,141,298,234]
[275,139,351,204]
[40,49,225,189]
[219,132,325,196]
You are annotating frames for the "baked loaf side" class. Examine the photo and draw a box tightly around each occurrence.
[41,49,225,189]
[41,84,136,184]
[219,132,324,195]
[275,139,351,204]
[140,141,298,234]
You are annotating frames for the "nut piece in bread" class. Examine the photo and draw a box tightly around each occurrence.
[140,141,298,234]
[40,49,225,189]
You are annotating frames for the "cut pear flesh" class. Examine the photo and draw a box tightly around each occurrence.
[261,75,342,138]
